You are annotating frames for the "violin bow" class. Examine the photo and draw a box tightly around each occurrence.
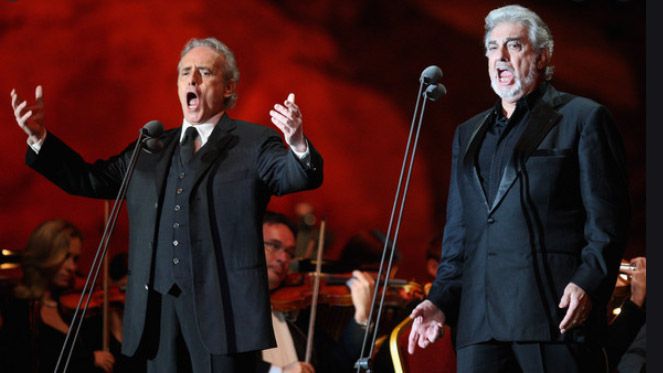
[305,219,326,364]
[102,200,110,352]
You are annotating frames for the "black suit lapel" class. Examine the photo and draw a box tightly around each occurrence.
[463,112,492,211]
[488,96,562,213]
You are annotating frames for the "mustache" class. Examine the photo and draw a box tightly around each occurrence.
[495,62,514,72]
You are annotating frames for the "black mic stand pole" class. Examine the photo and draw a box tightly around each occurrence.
[355,76,445,372]
[54,128,158,373]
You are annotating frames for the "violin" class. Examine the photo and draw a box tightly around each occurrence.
[58,286,126,316]
[270,272,424,313]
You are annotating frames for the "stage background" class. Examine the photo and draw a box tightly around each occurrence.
[0,0,644,282]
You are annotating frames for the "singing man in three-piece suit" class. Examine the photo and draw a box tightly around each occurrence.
[408,5,630,372]
[10,37,323,373]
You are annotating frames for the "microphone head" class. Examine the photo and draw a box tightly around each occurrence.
[142,120,164,138]
[142,138,164,154]
[420,65,443,85]
[424,83,447,102]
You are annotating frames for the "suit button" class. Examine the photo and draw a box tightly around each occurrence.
[179,173,185,179]
[173,240,179,246]
[487,217,495,224]
[173,258,180,265]
[176,188,183,194]
[173,222,180,229]
[144,284,149,291]
[154,202,158,209]
[174,205,181,211]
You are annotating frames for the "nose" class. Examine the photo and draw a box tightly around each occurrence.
[64,257,76,273]
[496,45,509,61]
[187,70,201,86]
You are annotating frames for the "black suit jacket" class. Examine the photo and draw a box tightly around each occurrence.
[26,114,323,355]
[428,84,630,348]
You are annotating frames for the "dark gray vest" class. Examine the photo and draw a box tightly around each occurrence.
[152,144,202,294]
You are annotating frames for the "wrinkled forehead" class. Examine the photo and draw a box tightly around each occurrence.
[487,21,530,43]
[177,46,225,72]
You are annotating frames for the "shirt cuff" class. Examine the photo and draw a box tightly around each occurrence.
[268,365,284,373]
[290,139,309,159]
[27,130,47,154]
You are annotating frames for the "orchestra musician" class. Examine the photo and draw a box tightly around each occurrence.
[260,211,372,373]
[0,219,115,372]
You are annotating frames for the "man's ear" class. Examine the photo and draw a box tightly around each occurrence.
[224,81,237,99]
[537,50,550,71]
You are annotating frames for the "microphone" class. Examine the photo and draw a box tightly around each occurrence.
[140,120,164,153]
[419,65,443,85]
[424,83,447,102]
[141,120,164,138]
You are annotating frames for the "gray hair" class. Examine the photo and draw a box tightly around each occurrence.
[484,5,555,81]
[178,37,240,108]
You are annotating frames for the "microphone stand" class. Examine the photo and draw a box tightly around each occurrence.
[355,75,445,373]
[54,129,156,373]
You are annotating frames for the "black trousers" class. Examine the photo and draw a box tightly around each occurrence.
[456,339,607,373]
[137,287,258,373]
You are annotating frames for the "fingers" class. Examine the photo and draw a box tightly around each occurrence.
[558,289,570,308]
[631,257,646,270]
[409,302,425,319]
[407,315,422,354]
[286,92,295,104]
[559,298,577,333]
[35,85,43,103]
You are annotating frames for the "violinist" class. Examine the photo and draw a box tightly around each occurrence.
[259,211,372,373]
[0,219,115,372]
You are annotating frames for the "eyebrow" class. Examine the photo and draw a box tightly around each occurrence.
[488,36,523,46]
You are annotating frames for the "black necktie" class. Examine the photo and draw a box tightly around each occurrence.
[180,126,198,164]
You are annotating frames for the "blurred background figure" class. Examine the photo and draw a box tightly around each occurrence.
[424,234,443,283]
[260,211,373,373]
[0,219,115,372]
[605,257,646,372]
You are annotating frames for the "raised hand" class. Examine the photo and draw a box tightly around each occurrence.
[10,85,46,142]
[269,93,306,152]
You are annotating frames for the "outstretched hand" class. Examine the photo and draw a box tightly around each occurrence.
[10,85,46,142]
[270,93,306,152]
[407,299,445,354]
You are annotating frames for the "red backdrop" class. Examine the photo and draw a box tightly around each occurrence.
[0,0,645,282]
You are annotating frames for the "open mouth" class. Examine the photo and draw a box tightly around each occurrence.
[186,92,199,108]
[497,68,514,84]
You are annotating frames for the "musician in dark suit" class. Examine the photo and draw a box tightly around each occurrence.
[10,37,323,373]
[407,5,629,372]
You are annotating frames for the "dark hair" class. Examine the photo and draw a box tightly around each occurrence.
[339,230,398,272]
[263,211,297,236]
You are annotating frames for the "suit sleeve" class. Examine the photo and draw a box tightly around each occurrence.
[427,127,465,325]
[25,133,131,200]
[571,105,630,300]
[257,132,323,196]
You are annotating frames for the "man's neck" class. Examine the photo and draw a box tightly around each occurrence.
[501,100,518,118]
